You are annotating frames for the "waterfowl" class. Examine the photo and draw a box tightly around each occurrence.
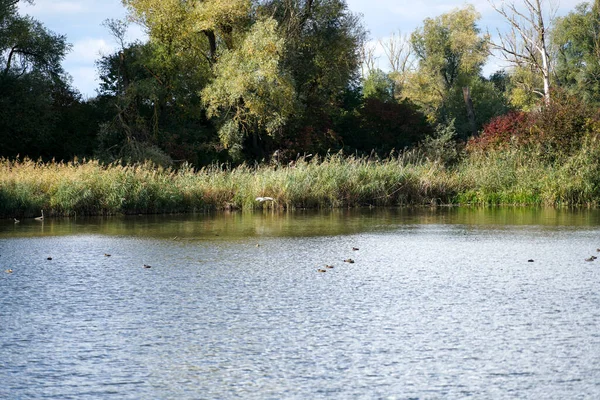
[585,257,595,262]
[344,258,355,264]
[317,269,327,273]
[5,269,13,273]
[104,253,111,257]
[143,264,152,268]
[352,247,359,251]
[47,257,52,260]
[325,265,334,269]
[35,210,44,221]
[255,196,274,202]
[528,259,534,262]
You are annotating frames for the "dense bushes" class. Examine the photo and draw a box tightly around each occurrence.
[467,90,599,158]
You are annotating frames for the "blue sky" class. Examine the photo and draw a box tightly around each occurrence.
[18,0,583,97]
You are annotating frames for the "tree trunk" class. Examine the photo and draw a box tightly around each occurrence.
[463,86,477,137]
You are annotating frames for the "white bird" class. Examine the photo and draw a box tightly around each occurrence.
[255,197,275,202]
[35,210,44,221]
[13,218,19,224]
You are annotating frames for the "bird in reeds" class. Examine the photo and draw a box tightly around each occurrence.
[143,264,152,269]
[35,210,44,221]
[5,269,13,274]
[317,269,327,273]
[13,218,19,224]
[344,258,355,264]
[255,197,274,202]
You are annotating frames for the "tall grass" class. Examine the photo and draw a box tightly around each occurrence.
[0,155,460,217]
[2,139,600,218]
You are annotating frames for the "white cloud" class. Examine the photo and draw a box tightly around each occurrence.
[66,38,115,64]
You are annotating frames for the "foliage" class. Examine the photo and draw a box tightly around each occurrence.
[417,120,462,166]
[468,90,598,158]
[362,69,395,102]
[407,5,493,135]
[0,0,98,161]
[201,17,296,158]
[553,1,600,105]
[467,111,529,151]
[263,0,366,158]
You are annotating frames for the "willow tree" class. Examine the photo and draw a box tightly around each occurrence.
[408,5,490,135]
[201,18,296,159]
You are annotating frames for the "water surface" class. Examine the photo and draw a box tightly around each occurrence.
[1,208,599,398]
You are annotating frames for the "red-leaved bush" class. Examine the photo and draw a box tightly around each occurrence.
[467,111,528,151]
[467,90,599,156]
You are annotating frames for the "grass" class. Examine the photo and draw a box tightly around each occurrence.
[2,140,600,218]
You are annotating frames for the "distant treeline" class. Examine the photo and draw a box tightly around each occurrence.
[1,0,600,170]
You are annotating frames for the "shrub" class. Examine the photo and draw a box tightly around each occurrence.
[467,111,528,151]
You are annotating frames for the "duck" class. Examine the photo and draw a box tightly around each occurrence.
[104,253,111,257]
[143,264,152,269]
[325,264,334,269]
[352,247,359,251]
[35,210,44,221]
[344,258,355,264]
[47,257,52,260]
[585,256,595,262]
[317,269,327,273]
[5,269,13,274]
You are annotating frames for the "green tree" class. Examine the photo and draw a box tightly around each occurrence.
[262,0,366,157]
[553,1,600,105]
[0,0,97,160]
[201,17,296,160]
[362,69,395,103]
[407,6,494,137]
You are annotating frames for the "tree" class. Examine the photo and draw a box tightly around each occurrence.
[488,0,556,105]
[258,0,366,158]
[379,31,414,99]
[96,20,217,166]
[553,1,600,104]
[0,0,97,161]
[201,17,296,159]
[408,6,490,136]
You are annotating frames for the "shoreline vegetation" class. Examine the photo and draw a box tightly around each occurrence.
[2,142,600,218]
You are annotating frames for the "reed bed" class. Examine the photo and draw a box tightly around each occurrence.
[2,143,600,218]
[0,156,459,217]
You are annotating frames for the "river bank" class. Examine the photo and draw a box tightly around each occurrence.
[1,148,599,218]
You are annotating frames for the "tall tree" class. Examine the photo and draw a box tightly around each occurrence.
[553,1,600,104]
[408,5,490,135]
[201,17,296,159]
[0,0,96,160]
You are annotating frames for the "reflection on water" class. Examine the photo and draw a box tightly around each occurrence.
[1,208,599,399]
[2,207,600,239]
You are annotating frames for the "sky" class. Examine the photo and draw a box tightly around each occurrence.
[18,0,584,98]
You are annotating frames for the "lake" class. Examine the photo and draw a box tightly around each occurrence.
[1,208,599,399]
